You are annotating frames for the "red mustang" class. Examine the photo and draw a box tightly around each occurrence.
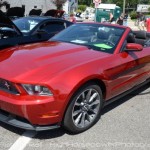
[0,23,150,133]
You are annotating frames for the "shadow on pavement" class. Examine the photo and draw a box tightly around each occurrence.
[102,83,150,115]
[34,128,66,139]
[0,121,25,135]
[34,83,150,139]
[0,120,66,138]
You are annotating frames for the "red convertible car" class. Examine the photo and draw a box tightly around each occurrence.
[0,23,150,133]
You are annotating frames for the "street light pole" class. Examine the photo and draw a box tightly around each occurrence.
[123,0,126,14]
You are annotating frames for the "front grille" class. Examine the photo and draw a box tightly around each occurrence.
[0,78,19,94]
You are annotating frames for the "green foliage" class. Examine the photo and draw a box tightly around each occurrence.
[52,0,67,10]
[76,9,82,13]
[130,11,137,19]
[78,5,87,12]
[78,0,92,6]
[148,7,150,12]
[140,0,150,4]
[90,3,94,8]
[79,0,141,10]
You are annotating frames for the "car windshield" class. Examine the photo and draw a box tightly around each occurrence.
[51,23,125,54]
[13,18,41,35]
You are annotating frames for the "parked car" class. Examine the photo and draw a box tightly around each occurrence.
[0,10,73,49]
[0,23,149,133]
[88,13,95,21]
[75,12,83,22]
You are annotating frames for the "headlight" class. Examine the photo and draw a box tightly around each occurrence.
[22,84,53,96]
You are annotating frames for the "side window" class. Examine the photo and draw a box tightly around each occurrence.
[40,21,65,34]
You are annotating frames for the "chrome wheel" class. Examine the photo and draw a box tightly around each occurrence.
[72,88,101,128]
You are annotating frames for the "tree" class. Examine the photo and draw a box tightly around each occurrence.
[52,0,67,10]
[78,0,91,6]
[140,0,150,4]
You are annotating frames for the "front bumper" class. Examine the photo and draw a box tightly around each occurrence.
[0,90,63,130]
[0,109,60,131]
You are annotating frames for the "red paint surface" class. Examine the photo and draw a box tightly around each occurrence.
[0,26,149,126]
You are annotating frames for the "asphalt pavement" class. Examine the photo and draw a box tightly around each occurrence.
[0,83,150,150]
[127,18,139,30]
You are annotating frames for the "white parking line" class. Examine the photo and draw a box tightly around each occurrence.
[8,130,37,150]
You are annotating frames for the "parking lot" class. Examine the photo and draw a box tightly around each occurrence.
[0,83,149,150]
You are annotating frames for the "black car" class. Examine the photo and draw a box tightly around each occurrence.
[0,10,73,49]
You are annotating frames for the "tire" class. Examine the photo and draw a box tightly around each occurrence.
[63,83,103,134]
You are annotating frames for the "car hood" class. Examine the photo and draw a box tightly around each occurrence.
[6,7,25,17]
[0,10,22,35]
[0,41,110,83]
[44,9,65,18]
[29,9,42,16]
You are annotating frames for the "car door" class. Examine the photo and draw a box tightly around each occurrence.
[28,20,69,43]
[107,32,150,98]
[39,20,67,37]
[119,32,150,86]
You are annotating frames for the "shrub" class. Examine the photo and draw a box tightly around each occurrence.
[130,11,137,19]
[78,5,86,12]
[76,9,82,13]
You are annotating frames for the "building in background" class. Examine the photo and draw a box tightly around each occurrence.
[4,0,56,15]
[63,0,78,14]
[137,4,150,13]
[2,0,78,15]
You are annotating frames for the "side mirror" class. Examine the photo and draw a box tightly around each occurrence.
[125,43,143,51]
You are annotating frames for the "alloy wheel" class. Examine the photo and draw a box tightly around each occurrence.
[72,88,101,128]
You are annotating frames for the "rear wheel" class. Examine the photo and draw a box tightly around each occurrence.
[63,83,103,133]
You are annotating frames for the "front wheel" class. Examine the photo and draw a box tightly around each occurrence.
[63,83,103,133]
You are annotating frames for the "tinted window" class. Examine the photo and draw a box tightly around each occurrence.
[14,18,41,34]
[40,21,65,34]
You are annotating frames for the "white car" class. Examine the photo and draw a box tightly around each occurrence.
[75,13,83,22]
[88,13,95,21]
